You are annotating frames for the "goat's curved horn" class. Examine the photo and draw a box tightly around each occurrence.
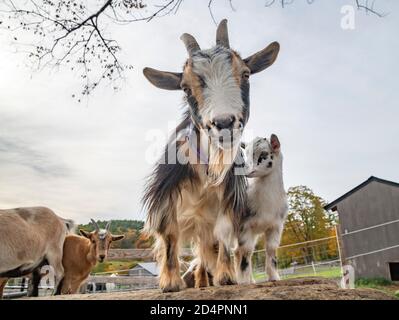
[180,33,200,56]
[216,19,230,48]
[90,219,100,231]
[105,221,111,231]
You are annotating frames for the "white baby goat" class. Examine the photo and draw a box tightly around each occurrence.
[235,134,288,284]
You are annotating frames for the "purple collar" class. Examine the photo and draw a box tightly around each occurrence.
[185,123,209,165]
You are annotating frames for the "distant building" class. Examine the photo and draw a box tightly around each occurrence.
[128,262,159,277]
[325,176,399,281]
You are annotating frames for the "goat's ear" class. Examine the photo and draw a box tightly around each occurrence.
[270,134,281,152]
[79,229,91,239]
[143,67,182,90]
[111,234,125,242]
[244,42,280,75]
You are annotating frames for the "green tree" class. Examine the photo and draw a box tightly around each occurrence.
[280,186,338,265]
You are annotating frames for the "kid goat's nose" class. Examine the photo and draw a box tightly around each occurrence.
[212,115,235,130]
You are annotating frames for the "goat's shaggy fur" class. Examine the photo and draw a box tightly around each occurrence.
[142,19,279,292]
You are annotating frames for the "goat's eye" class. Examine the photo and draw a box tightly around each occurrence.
[256,152,267,165]
[259,152,268,161]
[242,71,250,81]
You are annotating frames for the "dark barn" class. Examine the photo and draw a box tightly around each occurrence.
[325,176,399,281]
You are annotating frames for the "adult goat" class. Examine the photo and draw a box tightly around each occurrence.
[142,19,280,292]
[0,207,74,298]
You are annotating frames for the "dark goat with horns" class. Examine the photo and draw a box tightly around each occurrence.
[142,19,280,292]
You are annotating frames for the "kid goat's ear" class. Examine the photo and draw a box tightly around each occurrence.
[270,134,280,152]
[79,229,91,239]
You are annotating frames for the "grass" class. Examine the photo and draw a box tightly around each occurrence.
[355,277,399,299]
[254,266,342,281]
[92,260,138,274]
[283,267,342,279]
[254,269,399,299]
[355,277,392,287]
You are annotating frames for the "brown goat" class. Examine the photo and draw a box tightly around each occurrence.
[56,220,124,294]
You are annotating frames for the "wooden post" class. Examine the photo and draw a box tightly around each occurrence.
[335,224,344,277]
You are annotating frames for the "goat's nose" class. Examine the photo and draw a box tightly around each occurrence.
[99,255,105,261]
[212,116,235,130]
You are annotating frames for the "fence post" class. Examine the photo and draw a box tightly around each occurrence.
[335,225,344,278]
[20,278,26,292]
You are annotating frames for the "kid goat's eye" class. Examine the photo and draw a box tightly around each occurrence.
[242,71,250,80]
[260,152,268,159]
[257,152,268,165]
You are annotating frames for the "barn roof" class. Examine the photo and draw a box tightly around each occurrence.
[325,176,399,211]
[130,262,159,275]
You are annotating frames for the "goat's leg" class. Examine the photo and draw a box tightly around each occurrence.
[46,252,64,294]
[54,276,66,295]
[182,258,197,288]
[264,227,283,281]
[69,279,85,294]
[194,263,209,288]
[27,268,41,297]
[193,238,218,288]
[55,274,75,295]
[235,230,257,284]
[213,212,236,286]
[158,232,184,293]
[213,241,236,286]
[0,278,7,300]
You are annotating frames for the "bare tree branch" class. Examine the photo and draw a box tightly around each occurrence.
[0,0,388,100]
[264,0,386,17]
[0,0,182,100]
[208,0,217,25]
[355,0,386,17]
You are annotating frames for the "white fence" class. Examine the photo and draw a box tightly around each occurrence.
[252,227,342,282]
[3,235,342,297]
[5,218,399,298]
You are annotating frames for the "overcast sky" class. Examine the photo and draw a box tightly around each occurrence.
[0,0,398,224]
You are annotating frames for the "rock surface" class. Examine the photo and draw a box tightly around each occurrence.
[31,277,395,300]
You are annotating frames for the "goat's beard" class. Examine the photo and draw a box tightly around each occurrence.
[206,138,240,187]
